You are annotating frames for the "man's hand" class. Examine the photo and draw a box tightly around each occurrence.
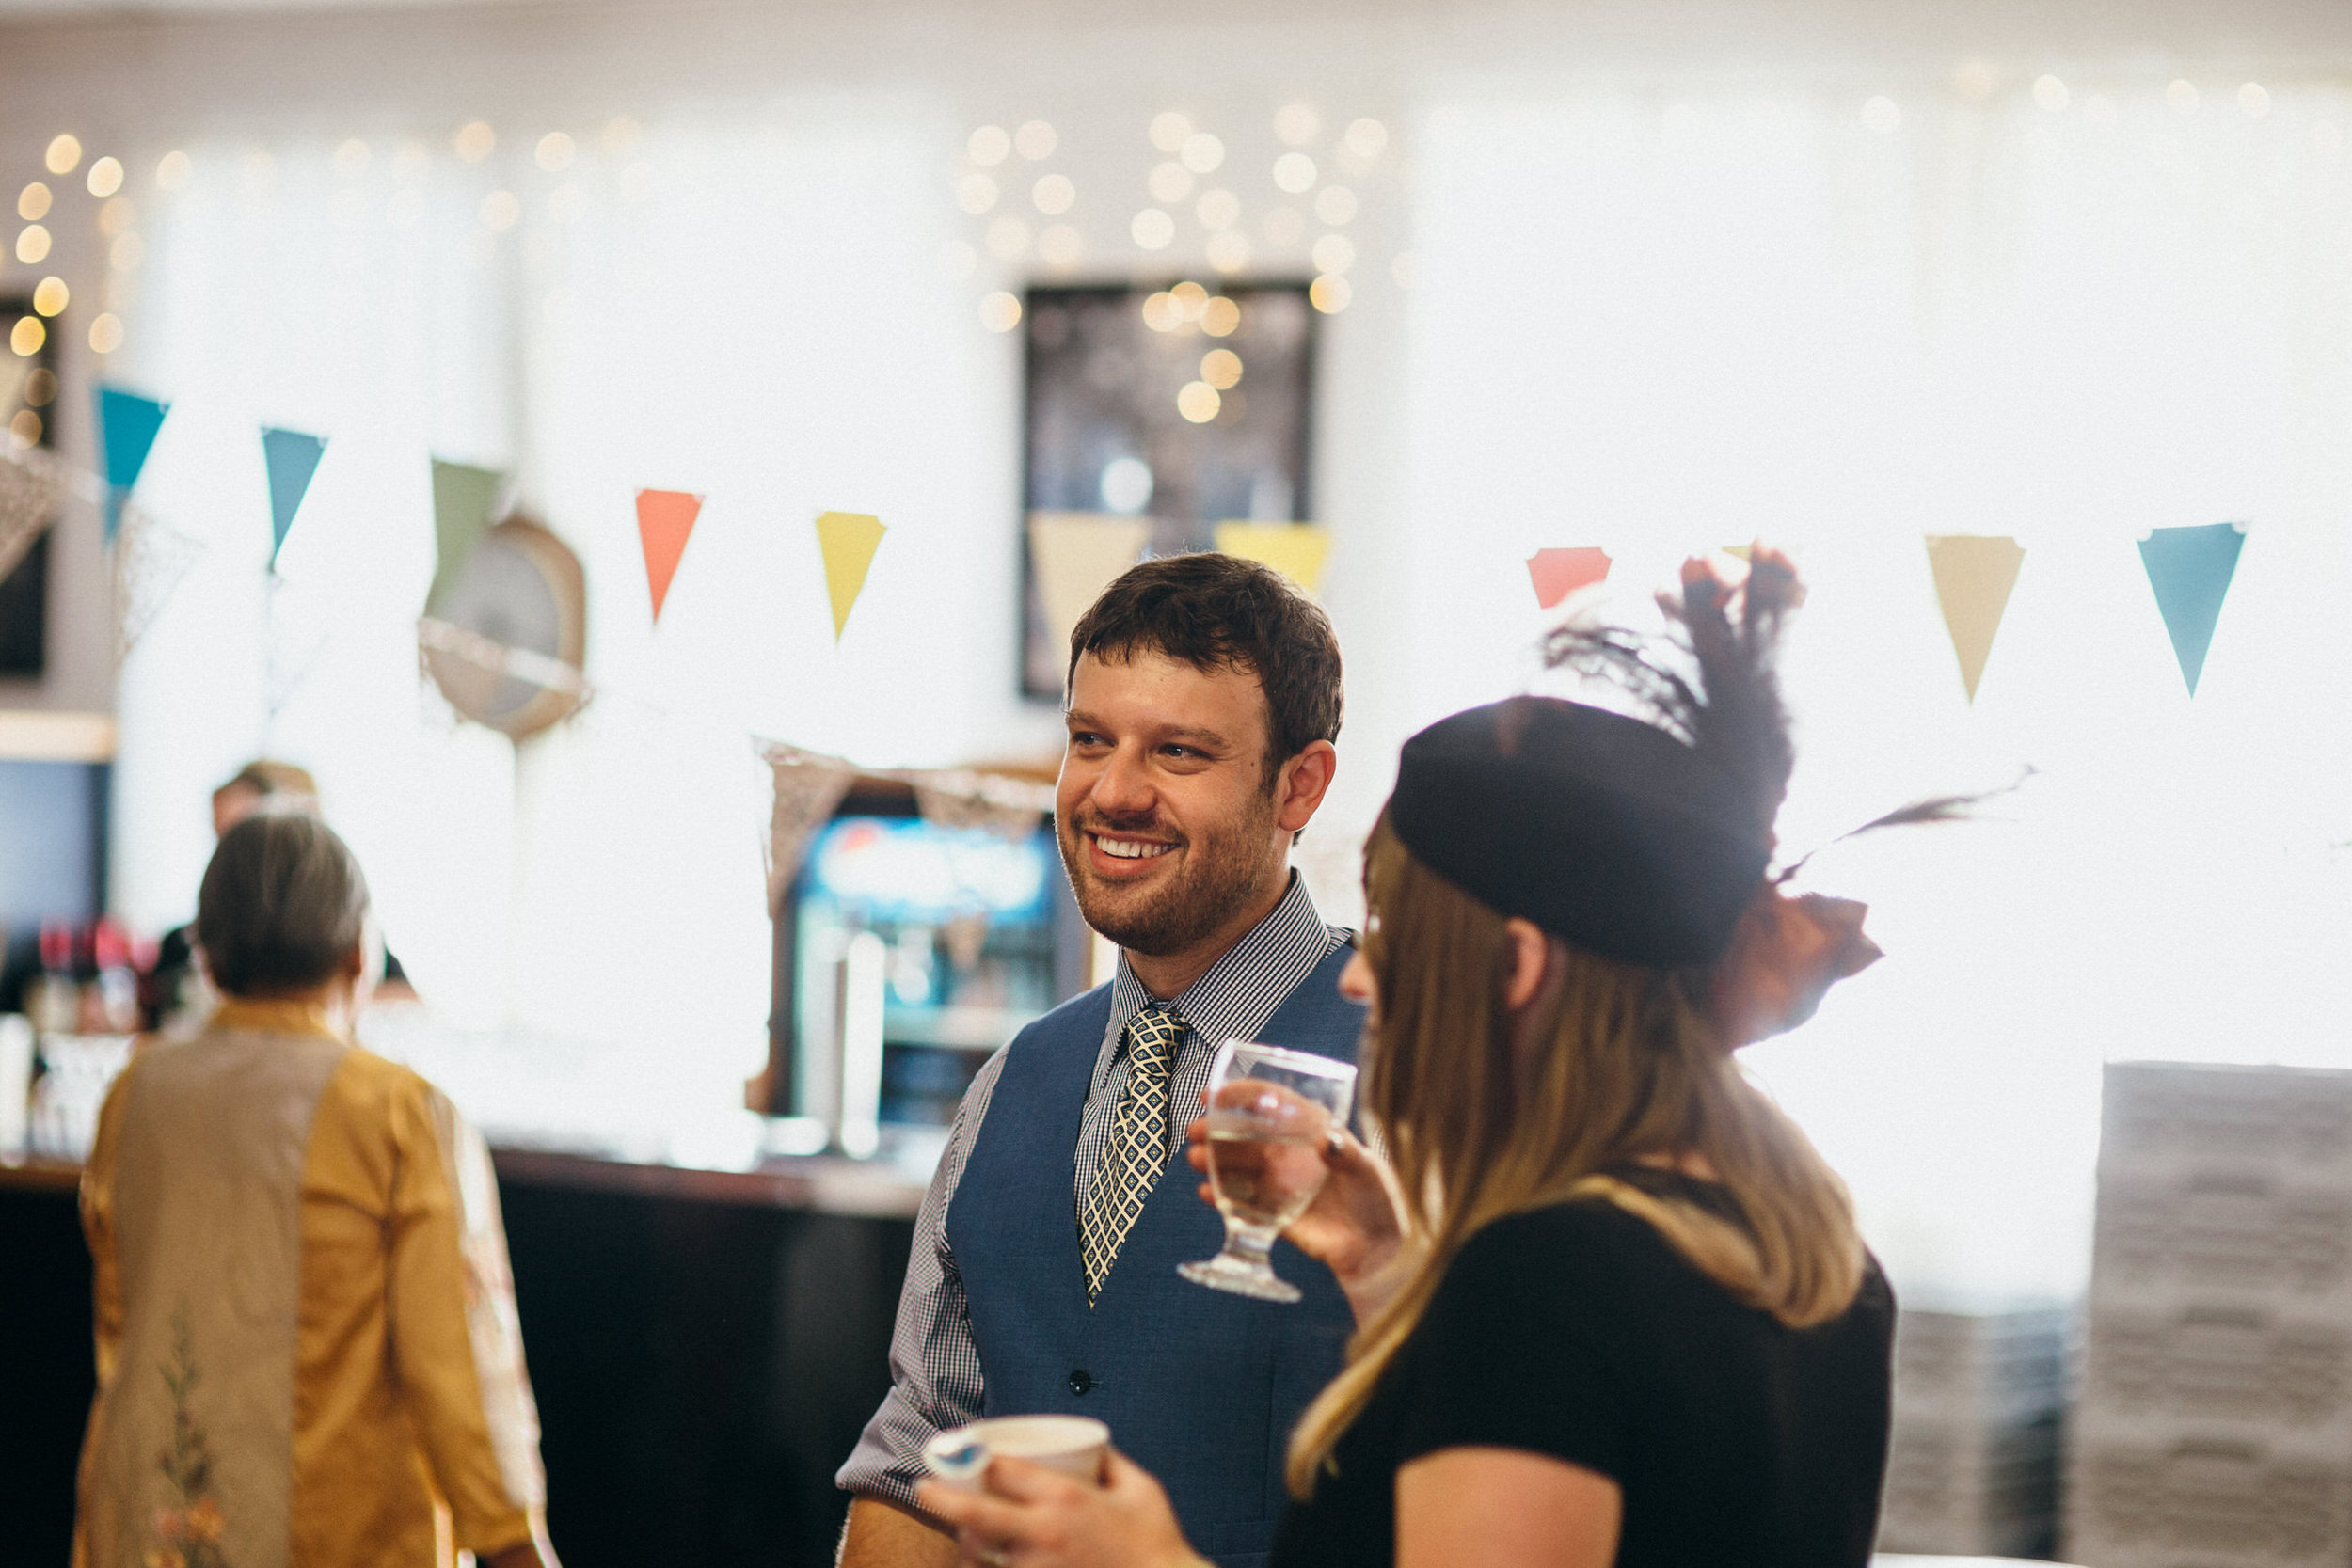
[840,1494,959,1568]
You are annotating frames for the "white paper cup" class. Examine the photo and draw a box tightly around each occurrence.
[922,1415,1110,1493]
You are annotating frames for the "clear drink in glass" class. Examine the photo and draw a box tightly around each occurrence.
[1178,1039,1358,1303]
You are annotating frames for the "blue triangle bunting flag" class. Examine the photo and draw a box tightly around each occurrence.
[261,426,328,565]
[95,386,170,542]
[2137,521,2246,697]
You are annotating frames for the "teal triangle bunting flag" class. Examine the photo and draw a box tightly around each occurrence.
[95,386,170,543]
[261,426,327,565]
[2137,521,2246,697]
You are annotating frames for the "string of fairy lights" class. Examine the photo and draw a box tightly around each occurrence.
[2,66,2327,456]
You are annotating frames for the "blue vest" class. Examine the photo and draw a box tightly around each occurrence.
[946,944,1363,1568]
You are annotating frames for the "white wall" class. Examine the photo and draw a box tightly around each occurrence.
[8,0,2352,1296]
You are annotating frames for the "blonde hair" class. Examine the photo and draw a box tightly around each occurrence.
[1285,816,1865,1497]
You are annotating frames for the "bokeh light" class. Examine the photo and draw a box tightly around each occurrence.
[1169,280,1209,316]
[1342,119,1387,159]
[1180,132,1225,174]
[15,226,51,264]
[11,316,45,356]
[1273,152,1317,194]
[1148,162,1193,202]
[1149,112,1193,152]
[1274,103,1321,147]
[32,277,67,317]
[8,410,38,448]
[1309,273,1351,313]
[1176,380,1221,422]
[1205,230,1249,273]
[454,121,496,162]
[1313,185,1357,225]
[155,150,191,189]
[87,156,124,197]
[24,369,56,406]
[1033,173,1075,214]
[967,125,1010,166]
[958,173,999,214]
[1140,292,1182,332]
[16,183,49,222]
[979,291,1023,332]
[1200,296,1241,336]
[1196,188,1240,230]
[45,135,82,176]
[88,313,124,354]
[536,132,576,171]
[1015,120,1057,160]
[1311,232,1357,274]
[1200,348,1243,389]
[1131,207,1175,249]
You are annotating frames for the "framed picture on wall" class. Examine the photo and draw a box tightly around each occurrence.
[0,294,60,676]
[1019,282,1316,698]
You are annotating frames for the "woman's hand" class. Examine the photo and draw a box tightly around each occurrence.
[1184,1113,1412,1325]
[914,1450,1205,1568]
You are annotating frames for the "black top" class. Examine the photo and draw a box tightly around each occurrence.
[1270,1177,1894,1568]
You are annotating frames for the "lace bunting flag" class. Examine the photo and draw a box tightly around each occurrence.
[114,500,207,664]
[756,741,856,912]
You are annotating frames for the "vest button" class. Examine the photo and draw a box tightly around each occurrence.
[1068,1369,1093,1396]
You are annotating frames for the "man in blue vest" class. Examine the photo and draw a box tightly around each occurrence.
[837,553,1363,1568]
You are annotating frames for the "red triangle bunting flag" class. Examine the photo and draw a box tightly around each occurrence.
[636,489,704,623]
[1526,547,1612,610]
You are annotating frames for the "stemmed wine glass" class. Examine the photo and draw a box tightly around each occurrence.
[1178,1040,1359,1303]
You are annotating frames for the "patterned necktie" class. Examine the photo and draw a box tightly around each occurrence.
[1077,1004,1187,1307]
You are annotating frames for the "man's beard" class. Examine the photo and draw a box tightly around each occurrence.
[1058,797,1281,959]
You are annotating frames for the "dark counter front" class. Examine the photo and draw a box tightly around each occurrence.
[0,1150,918,1568]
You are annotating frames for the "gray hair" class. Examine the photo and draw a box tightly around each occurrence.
[195,814,373,996]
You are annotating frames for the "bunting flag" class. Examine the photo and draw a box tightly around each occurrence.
[1215,521,1331,593]
[0,444,69,583]
[1925,535,2026,703]
[1029,512,1149,657]
[113,501,206,663]
[261,426,327,566]
[756,740,857,911]
[1526,546,1613,610]
[635,489,704,623]
[2139,522,2246,696]
[815,510,887,641]
[95,386,169,542]
[429,459,504,612]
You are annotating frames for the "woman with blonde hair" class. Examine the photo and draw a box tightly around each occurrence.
[920,551,1893,1568]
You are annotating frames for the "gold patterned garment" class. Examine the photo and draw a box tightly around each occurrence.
[74,999,547,1568]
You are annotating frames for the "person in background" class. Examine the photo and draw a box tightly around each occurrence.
[145,760,415,1026]
[836,554,1362,1568]
[917,551,1896,1568]
[76,814,555,1568]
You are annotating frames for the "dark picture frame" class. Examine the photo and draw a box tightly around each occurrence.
[1018,282,1317,698]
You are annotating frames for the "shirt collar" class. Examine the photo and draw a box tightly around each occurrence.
[1099,872,1340,1071]
[210,997,347,1041]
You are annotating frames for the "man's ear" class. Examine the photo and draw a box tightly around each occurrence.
[1273,740,1339,834]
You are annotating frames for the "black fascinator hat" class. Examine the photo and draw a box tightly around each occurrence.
[1388,553,1804,970]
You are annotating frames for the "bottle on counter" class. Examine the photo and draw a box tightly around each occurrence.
[24,922,79,1037]
[87,919,143,1036]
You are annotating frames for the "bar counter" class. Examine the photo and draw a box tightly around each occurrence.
[0,1142,925,1568]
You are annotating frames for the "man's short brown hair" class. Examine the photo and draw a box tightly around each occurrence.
[1068,553,1343,776]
